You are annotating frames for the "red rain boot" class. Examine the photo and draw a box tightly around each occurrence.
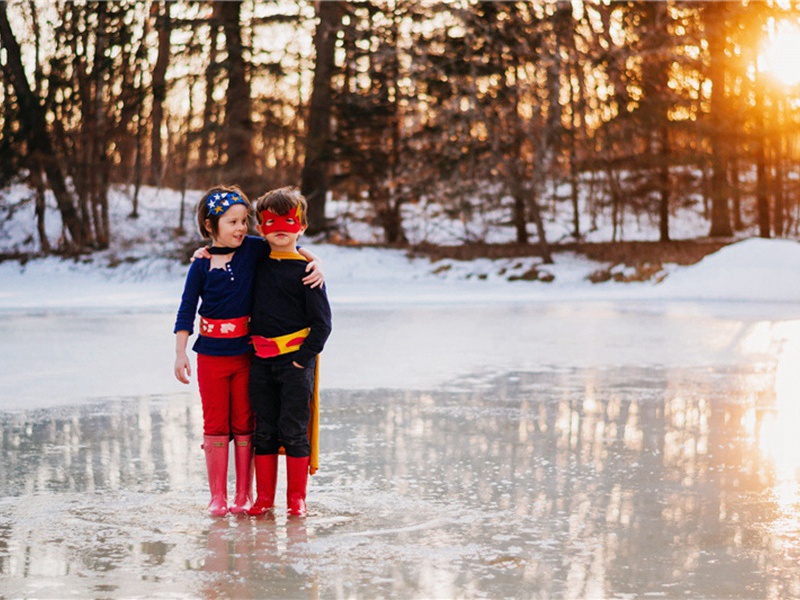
[247,454,279,516]
[203,435,229,517]
[229,435,254,514]
[286,455,310,517]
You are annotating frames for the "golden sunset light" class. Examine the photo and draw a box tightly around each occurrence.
[761,20,800,86]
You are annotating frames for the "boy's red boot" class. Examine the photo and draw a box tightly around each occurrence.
[203,435,230,517]
[286,455,310,517]
[247,454,279,516]
[229,434,254,514]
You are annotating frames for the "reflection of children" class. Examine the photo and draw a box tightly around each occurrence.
[247,187,332,518]
[173,186,323,516]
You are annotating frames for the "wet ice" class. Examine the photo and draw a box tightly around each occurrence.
[3,360,800,598]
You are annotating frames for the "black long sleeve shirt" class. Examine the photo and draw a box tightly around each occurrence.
[250,253,332,366]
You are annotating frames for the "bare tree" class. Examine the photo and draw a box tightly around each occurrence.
[703,2,733,238]
[149,1,172,187]
[218,1,254,192]
[0,0,84,250]
[302,0,344,234]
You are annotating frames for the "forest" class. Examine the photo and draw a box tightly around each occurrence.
[2,0,800,262]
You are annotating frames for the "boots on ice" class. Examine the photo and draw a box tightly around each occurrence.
[247,454,279,516]
[229,434,254,514]
[247,454,310,517]
[286,455,310,517]
[203,435,229,517]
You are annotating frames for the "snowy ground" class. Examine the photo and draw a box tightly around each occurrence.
[4,185,800,597]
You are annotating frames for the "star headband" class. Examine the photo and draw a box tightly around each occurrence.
[206,191,246,216]
[259,206,304,235]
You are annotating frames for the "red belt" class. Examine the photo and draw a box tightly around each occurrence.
[199,316,250,338]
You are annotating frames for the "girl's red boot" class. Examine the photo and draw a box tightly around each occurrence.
[247,454,279,516]
[229,434,254,514]
[203,435,230,517]
[286,455,310,517]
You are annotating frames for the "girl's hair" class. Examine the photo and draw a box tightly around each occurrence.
[196,185,252,239]
[255,187,309,227]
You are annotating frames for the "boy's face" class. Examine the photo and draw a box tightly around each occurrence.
[259,208,306,251]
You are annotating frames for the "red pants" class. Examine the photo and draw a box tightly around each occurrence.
[197,353,254,436]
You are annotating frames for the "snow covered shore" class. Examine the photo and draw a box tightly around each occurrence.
[3,236,800,313]
[3,183,800,313]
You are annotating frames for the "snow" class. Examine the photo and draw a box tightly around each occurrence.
[2,184,800,315]
[655,237,800,301]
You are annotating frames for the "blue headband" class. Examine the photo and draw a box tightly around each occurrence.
[206,191,246,216]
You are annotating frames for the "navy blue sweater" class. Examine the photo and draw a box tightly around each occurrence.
[250,253,332,367]
[174,235,267,356]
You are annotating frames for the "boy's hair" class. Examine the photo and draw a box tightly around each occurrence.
[255,187,309,227]
[196,185,251,239]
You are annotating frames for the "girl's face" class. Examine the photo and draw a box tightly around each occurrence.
[207,204,249,248]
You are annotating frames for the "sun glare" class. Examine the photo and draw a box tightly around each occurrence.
[761,20,800,87]
[756,322,800,512]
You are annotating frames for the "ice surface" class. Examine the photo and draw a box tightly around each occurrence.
[2,362,800,598]
[3,302,800,597]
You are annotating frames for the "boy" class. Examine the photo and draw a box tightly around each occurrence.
[247,187,332,517]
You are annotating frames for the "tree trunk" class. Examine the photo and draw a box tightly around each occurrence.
[658,124,670,242]
[92,2,109,249]
[755,82,770,238]
[0,1,84,249]
[730,156,743,230]
[774,99,785,236]
[218,1,253,191]
[31,168,51,253]
[199,16,219,173]
[149,1,171,186]
[302,0,344,234]
[178,77,198,234]
[527,189,553,264]
[705,3,733,237]
[568,72,581,240]
[513,193,528,244]
[131,81,145,219]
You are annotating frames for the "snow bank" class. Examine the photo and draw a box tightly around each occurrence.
[2,183,800,311]
[4,237,800,313]
[654,238,800,302]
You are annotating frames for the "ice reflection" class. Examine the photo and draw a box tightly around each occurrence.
[3,365,800,597]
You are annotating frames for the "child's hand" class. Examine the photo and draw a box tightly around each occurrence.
[174,354,192,383]
[190,246,211,262]
[303,260,324,289]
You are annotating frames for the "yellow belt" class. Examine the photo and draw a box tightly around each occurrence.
[251,328,310,358]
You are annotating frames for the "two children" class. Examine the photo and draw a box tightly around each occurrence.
[174,185,330,518]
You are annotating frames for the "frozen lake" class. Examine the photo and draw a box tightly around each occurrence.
[4,301,800,597]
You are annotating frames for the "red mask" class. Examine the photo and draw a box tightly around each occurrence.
[259,207,303,235]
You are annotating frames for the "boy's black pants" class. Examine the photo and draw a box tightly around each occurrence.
[249,354,316,457]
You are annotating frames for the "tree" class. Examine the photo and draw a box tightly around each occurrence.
[637,3,674,242]
[302,0,344,234]
[703,2,733,238]
[149,1,172,187]
[0,0,84,250]
[218,1,254,193]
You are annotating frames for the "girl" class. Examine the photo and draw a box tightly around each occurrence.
[173,186,323,516]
